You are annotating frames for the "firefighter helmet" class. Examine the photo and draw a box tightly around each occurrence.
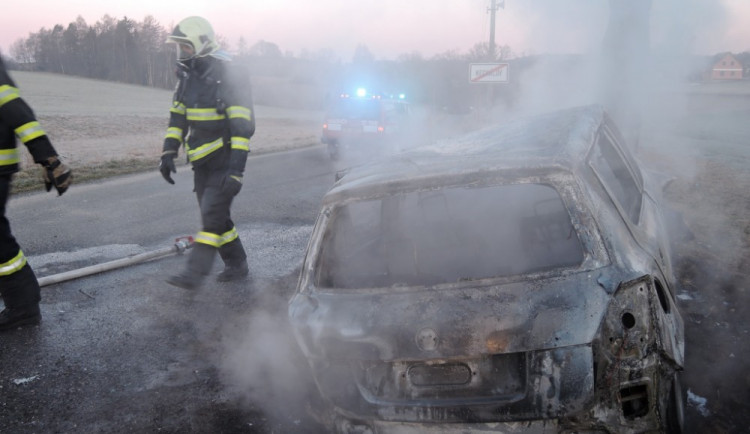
[166,16,220,60]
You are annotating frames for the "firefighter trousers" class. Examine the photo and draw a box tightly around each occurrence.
[186,167,247,276]
[0,174,41,309]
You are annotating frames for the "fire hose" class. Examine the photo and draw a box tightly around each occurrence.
[37,236,193,288]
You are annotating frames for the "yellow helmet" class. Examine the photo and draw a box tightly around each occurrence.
[166,16,220,60]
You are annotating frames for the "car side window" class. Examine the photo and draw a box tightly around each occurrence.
[589,130,642,223]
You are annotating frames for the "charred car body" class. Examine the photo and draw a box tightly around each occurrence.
[289,105,685,433]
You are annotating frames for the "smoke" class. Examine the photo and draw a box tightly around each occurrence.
[508,1,609,56]
[492,0,732,132]
[217,294,315,425]
[650,0,728,55]
[482,0,738,217]
[210,225,319,427]
[509,54,602,117]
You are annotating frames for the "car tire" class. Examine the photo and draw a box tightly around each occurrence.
[665,371,685,434]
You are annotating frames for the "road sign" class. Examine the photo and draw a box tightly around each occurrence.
[469,63,509,83]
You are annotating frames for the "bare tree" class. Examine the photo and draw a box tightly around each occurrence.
[9,39,34,66]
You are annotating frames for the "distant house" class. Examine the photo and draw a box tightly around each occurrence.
[710,53,744,80]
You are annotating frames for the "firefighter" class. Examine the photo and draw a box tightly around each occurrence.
[0,56,72,331]
[159,16,255,289]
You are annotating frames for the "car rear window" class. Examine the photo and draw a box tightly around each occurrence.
[327,98,381,120]
[316,183,584,289]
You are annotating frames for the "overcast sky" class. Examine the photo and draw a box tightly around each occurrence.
[2,0,749,60]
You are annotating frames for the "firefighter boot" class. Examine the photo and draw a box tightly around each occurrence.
[0,305,41,331]
[166,269,204,290]
[217,237,249,282]
[0,264,42,331]
[166,243,216,290]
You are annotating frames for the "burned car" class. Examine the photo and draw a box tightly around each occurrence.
[289,105,685,433]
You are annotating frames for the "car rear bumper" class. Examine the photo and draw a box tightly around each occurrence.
[307,345,595,425]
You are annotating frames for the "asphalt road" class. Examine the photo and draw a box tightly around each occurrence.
[1,145,339,433]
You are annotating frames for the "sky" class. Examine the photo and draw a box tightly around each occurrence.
[2,0,750,61]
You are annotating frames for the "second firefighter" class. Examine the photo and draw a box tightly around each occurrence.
[159,16,255,289]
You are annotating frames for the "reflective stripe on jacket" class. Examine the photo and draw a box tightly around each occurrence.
[0,59,58,175]
[187,138,224,163]
[0,148,19,166]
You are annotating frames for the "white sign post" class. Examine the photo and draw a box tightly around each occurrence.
[469,63,510,83]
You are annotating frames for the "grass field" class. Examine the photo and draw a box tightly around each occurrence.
[10,71,324,193]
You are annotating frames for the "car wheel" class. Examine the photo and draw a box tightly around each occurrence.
[665,371,685,434]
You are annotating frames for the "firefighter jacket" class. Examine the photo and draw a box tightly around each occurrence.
[162,56,255,174]
[0,58,57,176]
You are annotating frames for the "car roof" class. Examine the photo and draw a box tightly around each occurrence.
[325,104,606,203]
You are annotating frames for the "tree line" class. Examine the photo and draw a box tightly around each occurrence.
[7,15,176,88]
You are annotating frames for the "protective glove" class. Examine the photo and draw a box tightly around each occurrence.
[220,171,243,197]
[41,156,72,196]
[159,154,177,185]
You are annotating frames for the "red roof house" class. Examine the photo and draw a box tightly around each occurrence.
[711,53,743,80]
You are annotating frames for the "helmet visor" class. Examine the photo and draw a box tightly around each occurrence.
[177,42,196,60]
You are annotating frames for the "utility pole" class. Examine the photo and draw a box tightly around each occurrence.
[485,0,504,109]
[487,0,504,60]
